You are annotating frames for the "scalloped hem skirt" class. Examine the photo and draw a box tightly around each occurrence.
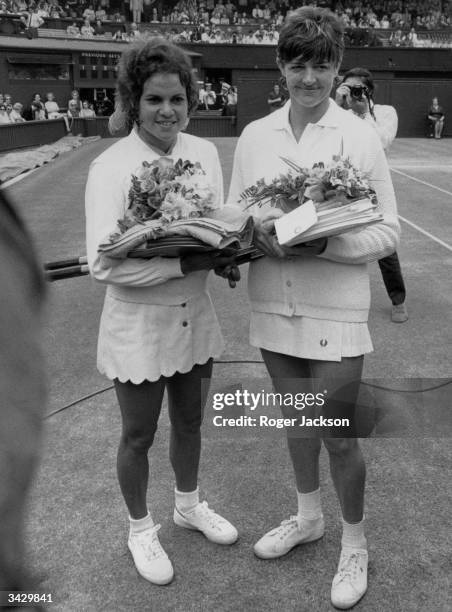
[97,292,225,383]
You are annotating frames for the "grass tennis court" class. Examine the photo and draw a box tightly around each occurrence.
[3,137,451,611]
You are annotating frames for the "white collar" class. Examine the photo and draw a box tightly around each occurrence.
[271,98,343,131]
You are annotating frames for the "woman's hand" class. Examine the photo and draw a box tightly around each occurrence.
[335,84,369,116]
[214,262,241,288]
[280,238,328,258]
[335,84,351,108]
[180,251,237,275]
[252,210,286,258]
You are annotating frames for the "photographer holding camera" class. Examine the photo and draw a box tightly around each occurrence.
[335,67,408,323]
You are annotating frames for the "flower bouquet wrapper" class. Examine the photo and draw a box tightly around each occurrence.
[98,205,255,259]
[275,198,383,247]
[239,154,384,254]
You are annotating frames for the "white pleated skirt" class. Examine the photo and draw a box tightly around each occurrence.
[250,311,373,362]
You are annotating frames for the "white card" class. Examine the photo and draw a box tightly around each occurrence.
[275,200,318,246]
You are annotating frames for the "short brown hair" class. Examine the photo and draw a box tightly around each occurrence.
[116,37,198,131]
[277,7,344,67]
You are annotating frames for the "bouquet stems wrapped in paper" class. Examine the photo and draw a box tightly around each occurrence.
[98,157,254,260]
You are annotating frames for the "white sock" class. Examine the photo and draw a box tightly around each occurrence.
[129,511,154,533]
[175,487,199,514]
[341,516,367,550]
[297,488,322,520]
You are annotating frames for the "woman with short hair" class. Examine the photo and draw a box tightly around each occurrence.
[228,8,400,609]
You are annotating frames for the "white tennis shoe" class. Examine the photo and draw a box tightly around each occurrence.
[174,501,238,545]
[331,547,368,609]
[254,514,325,559]
[128,523,174,585]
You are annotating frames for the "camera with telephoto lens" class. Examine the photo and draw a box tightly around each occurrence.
[347,85,369,100]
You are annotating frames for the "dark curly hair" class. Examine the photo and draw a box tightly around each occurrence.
[277,7,344,67]
[116,37,199,132]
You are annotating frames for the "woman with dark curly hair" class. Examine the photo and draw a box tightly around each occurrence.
[85,37,239,586]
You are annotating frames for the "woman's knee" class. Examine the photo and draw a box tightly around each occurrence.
[323,436,359,457]
[170,411,202,436]
[120,427,158,453]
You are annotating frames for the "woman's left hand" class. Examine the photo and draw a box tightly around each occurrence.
[214,262,241,288]
[279,238,328,258]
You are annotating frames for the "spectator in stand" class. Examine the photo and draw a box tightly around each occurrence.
[0,104,12,124]
[96,92,114,116]
[129,21,141,38]
[389,28,404,46]
[267,82,286,112]
[130,0,143,24]
[202,82,217,109]
[68,89,82,112]
[223,85,237,116]
[9,102,26,123]
[427,96,445,138]
[44,91,61,119]
[44,91,70,130]
[94,18,106,35]
[66,21,80,35]
[67,99,80,119]
[4,93,12,106]
[380,14,390,28]
[113,28,127,40]
[83,4,96,21]
[81,18,95,36]
[336,66,408,323]
[31,101,46,120]
[25,7,45,32]
[406,27,418,46]
[95,5,107,21]
[80,100,96,118]
[36,2,50,18]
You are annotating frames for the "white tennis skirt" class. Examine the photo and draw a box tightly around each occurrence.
[97,291,224,383]
[250,311,373,362]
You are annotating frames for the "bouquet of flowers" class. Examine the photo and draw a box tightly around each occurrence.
[99,157,253,259]
[240,155,382,247]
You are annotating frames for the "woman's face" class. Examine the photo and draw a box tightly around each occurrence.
[278,56,338,111]
[433,97,438,105]
[137,72,188,152]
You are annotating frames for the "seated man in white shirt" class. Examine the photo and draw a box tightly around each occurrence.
[335,67,408,323]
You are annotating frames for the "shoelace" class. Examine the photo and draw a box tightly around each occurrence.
[194,501,225,530]
[134,524,166,560]
[336,551,364,583]
[275,515,303,538]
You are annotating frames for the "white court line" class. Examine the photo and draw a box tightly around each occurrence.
[398,215,452,252]
[391,167,452,198]
[390,166,452,251]
[0,168,38,190]
[392,164,452,170]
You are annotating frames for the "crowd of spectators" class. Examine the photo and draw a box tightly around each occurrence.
[0,90,105,126]
[0,1,451,46]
